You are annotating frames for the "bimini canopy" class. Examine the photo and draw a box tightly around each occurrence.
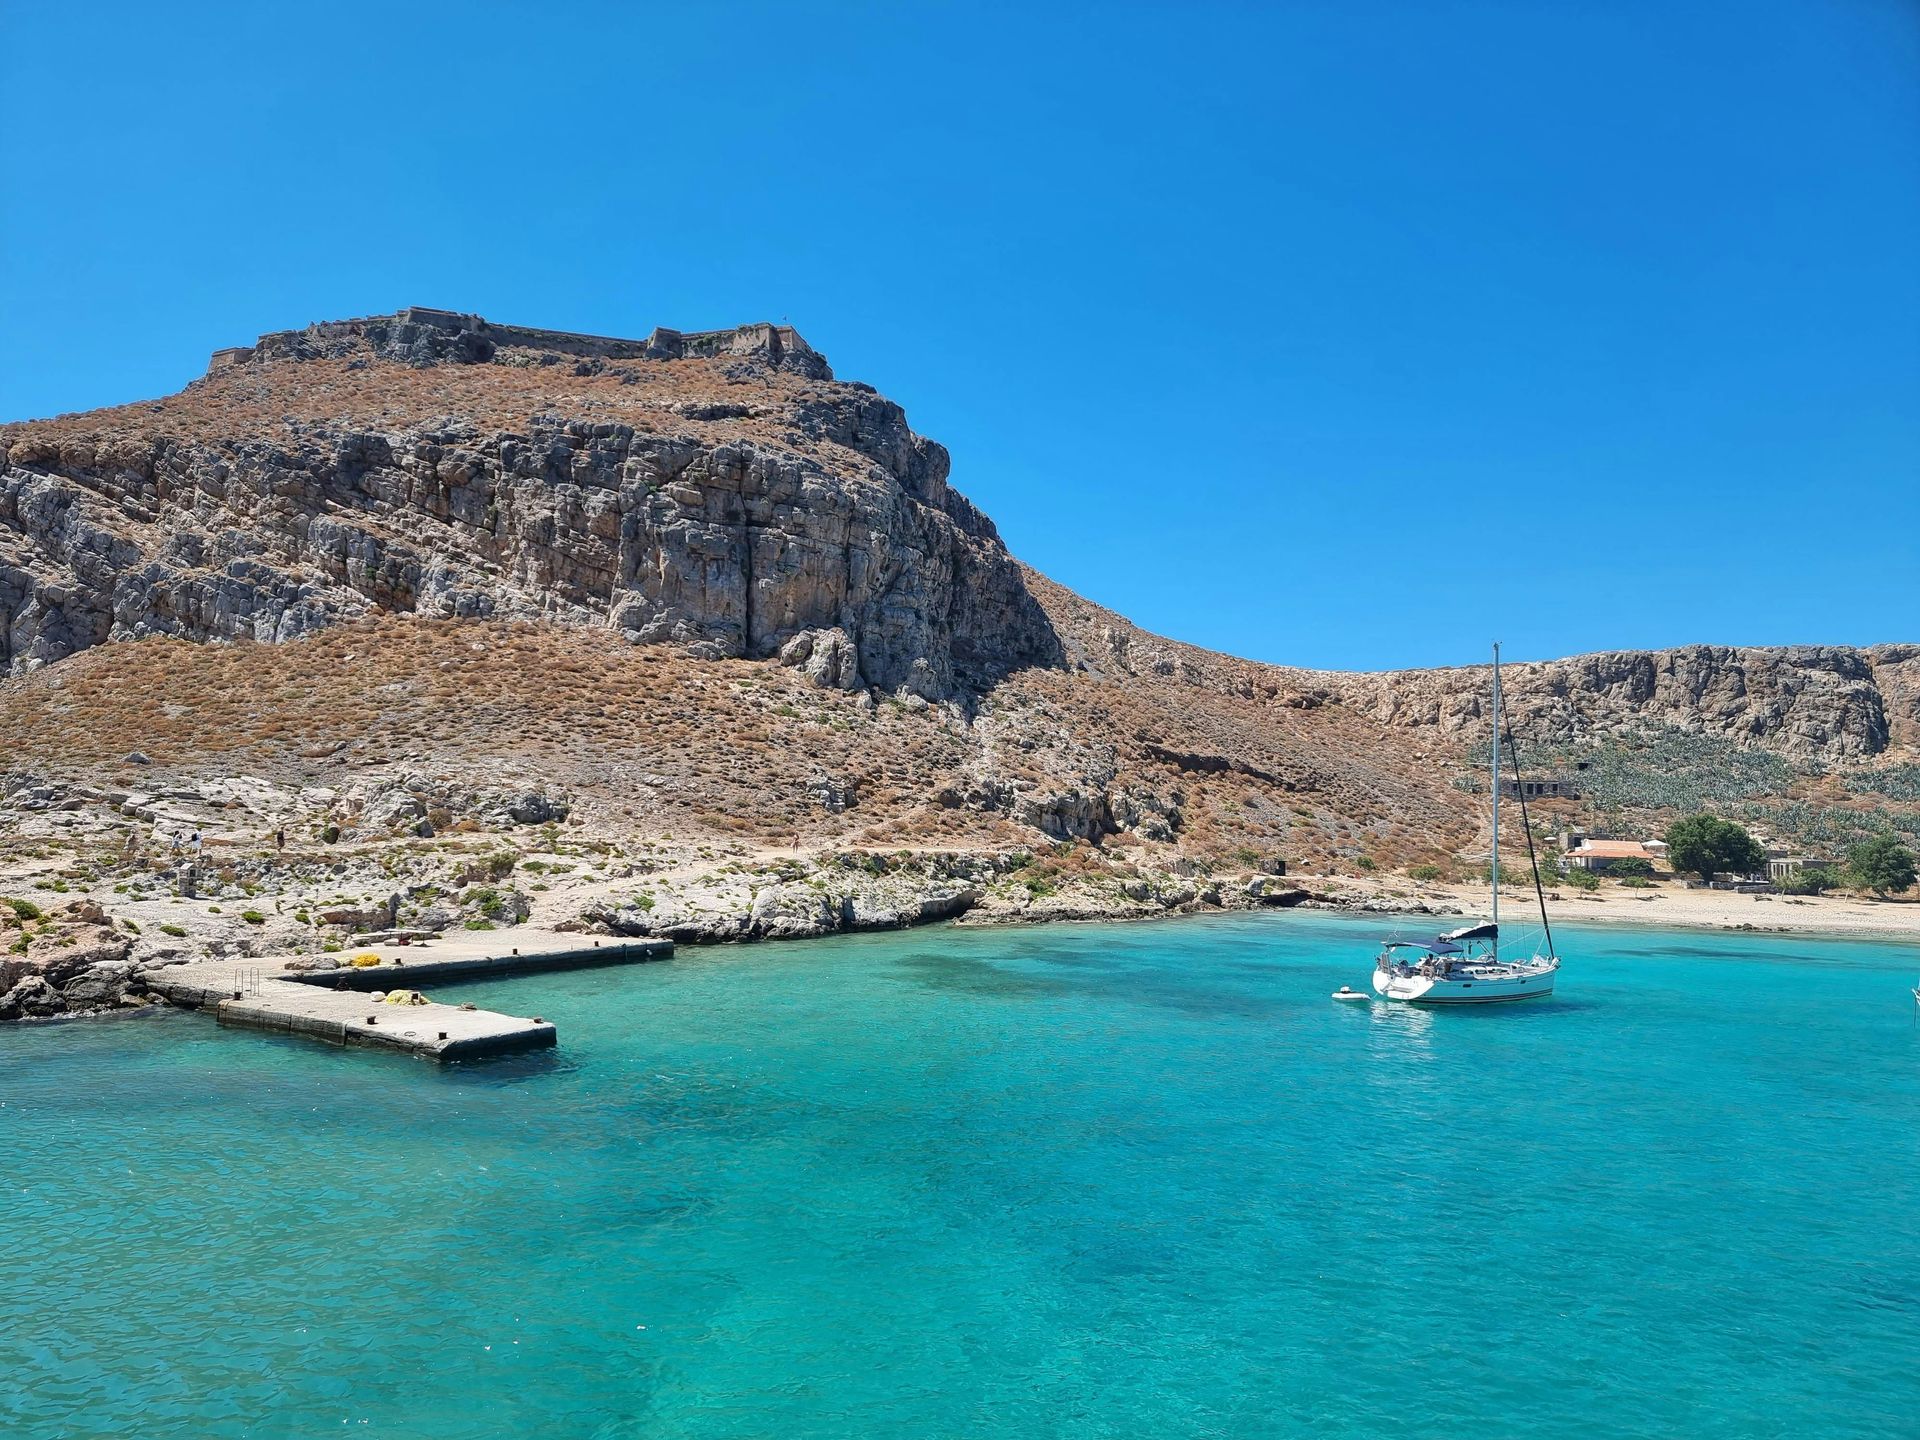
[1441,922,1498,943]
[1381,938,1463,955]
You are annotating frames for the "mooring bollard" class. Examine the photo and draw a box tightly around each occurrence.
[366,1015,377,1025]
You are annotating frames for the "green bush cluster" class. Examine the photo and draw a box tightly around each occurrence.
[1775,866,1839,896]
[1496,729,1799,814]
[1847,837,1917,896]
[1845,763,1920,803]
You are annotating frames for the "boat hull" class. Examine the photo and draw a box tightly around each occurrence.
[1372,964,1556,1005]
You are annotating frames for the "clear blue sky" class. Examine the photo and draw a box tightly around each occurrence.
[3,1,1915,670]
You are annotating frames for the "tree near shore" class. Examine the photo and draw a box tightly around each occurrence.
[1846,837,1917,897]
[1664,815,1765,882]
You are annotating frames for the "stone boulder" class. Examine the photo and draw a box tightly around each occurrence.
[60,960,138,1008]
[0,975,63,1019]
[748,884,839,940]
[779,627,862,691]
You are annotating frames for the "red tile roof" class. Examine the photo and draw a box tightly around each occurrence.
[1567,840,1654,859]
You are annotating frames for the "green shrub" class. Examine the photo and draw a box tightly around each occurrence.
[1561,866,1600,891]
[1607,857,1654,878]
[464,918,496,931]
[1845,763,1920,803]
[241,910,266,925]
[4,898,41,922]
[1776,865,1839,896]
[1354,856,1377,872]
[1847,837,1917,896]
[159,923,188,938]
[1408,863,1445,882]
[1616,876,1654,889]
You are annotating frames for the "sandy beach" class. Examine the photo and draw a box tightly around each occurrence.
[1332,873,1920,947]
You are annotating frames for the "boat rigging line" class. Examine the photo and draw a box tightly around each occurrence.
[1500,707,1557,962]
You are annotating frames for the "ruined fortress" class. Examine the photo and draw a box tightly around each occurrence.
[0,307,1057,693]
[207,307,831,378]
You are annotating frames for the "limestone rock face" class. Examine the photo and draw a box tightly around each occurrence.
[1032,574,1914,767]
[0,309,1061,698]
[1339,645,1898,762]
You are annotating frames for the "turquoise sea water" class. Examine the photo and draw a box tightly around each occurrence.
[5,910,1920,1439]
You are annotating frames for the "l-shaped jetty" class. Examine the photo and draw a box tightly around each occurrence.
[143,928,673,1061]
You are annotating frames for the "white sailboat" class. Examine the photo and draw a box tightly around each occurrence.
[1372,642,1561,1005]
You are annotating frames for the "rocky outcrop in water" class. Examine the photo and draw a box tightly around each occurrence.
[0,899,147,1019]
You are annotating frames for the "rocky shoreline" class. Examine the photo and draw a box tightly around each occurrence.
[0,811,1455,1025]
[12,754,1919,1031]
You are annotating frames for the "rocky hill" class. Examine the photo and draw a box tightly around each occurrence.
[2,309,1914,1018]
[0,308,1058,698]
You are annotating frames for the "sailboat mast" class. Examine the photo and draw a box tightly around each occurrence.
[1490,642,1501,955]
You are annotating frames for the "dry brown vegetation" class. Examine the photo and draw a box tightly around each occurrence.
[5,350,872,481]
[0,594,1483,873]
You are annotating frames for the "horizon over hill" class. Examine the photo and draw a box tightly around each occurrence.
[3,305,1913,677]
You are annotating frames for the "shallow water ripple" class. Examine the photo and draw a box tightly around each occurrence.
[4,912,1918,1438]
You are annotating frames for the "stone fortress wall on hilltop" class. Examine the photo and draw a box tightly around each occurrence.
[208,308,829,377]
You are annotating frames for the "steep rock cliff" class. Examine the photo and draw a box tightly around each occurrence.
[0,308,1060,697]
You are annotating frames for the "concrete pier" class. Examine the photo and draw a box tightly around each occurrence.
[142,929,672,1062]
